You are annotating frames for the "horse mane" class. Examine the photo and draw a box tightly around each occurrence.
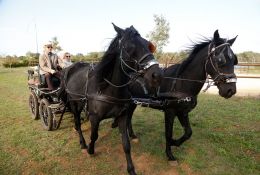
[173,38,212,76]
[92,36,119,83]
[93,27,140,83]
[175,34,228,77]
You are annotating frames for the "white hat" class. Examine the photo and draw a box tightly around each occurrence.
[44,41,53,47]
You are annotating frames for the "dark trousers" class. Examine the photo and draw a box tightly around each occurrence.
[44,72,61,90]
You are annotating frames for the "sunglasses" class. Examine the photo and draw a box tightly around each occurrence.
[47,46,53,49]
[66,55,71,58]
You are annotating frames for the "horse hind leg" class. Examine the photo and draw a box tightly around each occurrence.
[88,114,100,155]
[118,115,136,175]
[171,112,192,147]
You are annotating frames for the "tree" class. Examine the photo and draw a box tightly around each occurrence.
[146,14,170,58]
[50,37,62,53]
[237,51,260,63]
[26,51,40,60]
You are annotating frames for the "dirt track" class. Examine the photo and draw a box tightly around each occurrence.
[203,74,260,97]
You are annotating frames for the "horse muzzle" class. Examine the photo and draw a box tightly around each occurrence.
[214,74,237,98]
[217,81,237,98]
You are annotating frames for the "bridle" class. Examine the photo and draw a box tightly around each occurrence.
[205,42,237,87]
[104,38,159,88]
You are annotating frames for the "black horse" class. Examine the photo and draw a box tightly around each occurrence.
[125,30,238,163]
[60,24,162,175]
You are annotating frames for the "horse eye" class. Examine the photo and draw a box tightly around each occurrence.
[227,48,233,59]
[125,43,136,53]
[215,53,226,66]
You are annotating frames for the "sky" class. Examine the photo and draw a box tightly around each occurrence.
[0,0,260,56]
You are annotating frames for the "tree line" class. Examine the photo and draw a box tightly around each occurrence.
[1,51,260,68]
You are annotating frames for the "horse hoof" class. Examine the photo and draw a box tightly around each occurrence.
[132,138,139,143]
[81,149,88,154]
[168,160,178,166]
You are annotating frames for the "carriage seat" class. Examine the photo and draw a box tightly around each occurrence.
[28,66,40,86]
[27,65,60,89]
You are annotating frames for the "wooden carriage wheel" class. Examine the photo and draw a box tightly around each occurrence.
[28,92,39,120]
[39,98,53,131]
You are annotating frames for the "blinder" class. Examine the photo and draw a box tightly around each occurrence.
[214,47,226,67]
[213,45,236,68]
[208,42,237,84]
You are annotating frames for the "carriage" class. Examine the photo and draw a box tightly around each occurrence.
[27,66,86,131]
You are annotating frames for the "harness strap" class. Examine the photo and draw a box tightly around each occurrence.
[87,94,131,104]
[104,72,140,88]
[138,53,152,64]
[133,94,194,108]
[158,91,191,99]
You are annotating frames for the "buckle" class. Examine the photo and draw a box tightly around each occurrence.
[143,59,159,69]
[226,78,237,83]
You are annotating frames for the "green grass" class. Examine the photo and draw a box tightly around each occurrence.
[0,67,259,175]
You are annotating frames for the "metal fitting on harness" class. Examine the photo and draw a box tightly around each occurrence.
[133,100,150,107]
[133,98,164,107]
[226,78,237,83]
[177,97,192,103]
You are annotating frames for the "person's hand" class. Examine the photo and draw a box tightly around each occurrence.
[57,65,62,71]
[50,69,55,74]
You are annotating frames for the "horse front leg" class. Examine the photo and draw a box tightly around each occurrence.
[118,115,136,175]
[127,104,138,141]
[171,112,192,147]
[71,102,88,151]
[88,114,100,155]
[164,109,177,162]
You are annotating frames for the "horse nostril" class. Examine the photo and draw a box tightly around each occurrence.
[227,89,236,97]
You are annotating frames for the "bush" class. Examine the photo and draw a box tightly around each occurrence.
[2,58,29,68]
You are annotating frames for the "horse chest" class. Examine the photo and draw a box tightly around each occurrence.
[88,100,128,118]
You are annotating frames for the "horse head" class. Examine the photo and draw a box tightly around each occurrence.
[205,30,238,98]
[112,23,162,89]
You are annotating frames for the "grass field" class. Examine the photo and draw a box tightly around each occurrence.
[0,67,259,175]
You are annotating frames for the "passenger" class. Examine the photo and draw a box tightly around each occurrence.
[59,52,73,68]
[39,42,62,90]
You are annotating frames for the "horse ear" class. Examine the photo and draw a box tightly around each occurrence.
[149,41,156,53]
[213,30,220,40]
[227,35,238,46]
[112,23,124,36]
[130,25,136,30]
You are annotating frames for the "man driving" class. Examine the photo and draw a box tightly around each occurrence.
[39,42,61,90]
